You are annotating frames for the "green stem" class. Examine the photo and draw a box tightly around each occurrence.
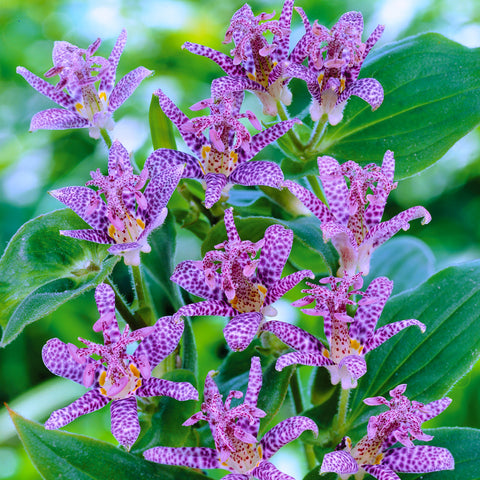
[131,264,155,326]
[333,387,351,439]
[306,175,327,205]
[104,278,147,330]
[100,128,112,149]
[276,101,303,151]
[305,116,328,154]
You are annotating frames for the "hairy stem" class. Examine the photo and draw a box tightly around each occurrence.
[333,387,351,439]
[277,101,303,151]
[305,116,328,154]
[131,264,155,326]
[100,128,112,149]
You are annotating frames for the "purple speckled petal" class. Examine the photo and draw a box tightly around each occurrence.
[136,377,198,401]
[171,260,225,301]
[260,416,318,460]
[338,77,384,111]
[45,389,109,429]
[110,396,140,449]
[175,300,236,319]
[251,460,294,480]
[223,312,263,352]
[261,321,326,354]
[108,66,153,112]
[256,224,292,288]
[30,109,88,132]
[42,338,93,384]
[144,446,220,469]
[321,451,358,475]
[134,316,184,368]
[146,149,203,179]
[60,228,112,245]
[265,269,314,305]
[272,0,294,63]
[362,464,399,480]
[100,29,127,94]
[224,207,241,243]
[363,319,426,354]
[417,397,452,422]
[318,156,350,225]
[16,67,77,110]
[108,139,130,173]
[338,355,367,382]
[154,88,205,157]
[382,446,454,473]
[321,221,358,275]
[283,180,334,223]
[49,186,108,230]
[94,283,120,344]
[349,277,393,345]
[204,172,228,208]
[245,119,299,162]
[182,42,245,76]
[276,352,333,371]
[228,160,284,188]
[222,474,249,480]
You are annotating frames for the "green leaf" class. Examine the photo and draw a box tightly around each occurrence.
[319,33,480,179]
[149,94,177,150]
[9,407,207,480]
[347,260,480,437]
[402,427,480,480]
[201,214,337,275]
[181,317,198,378]
[134,370,198,452]
[365,236,435,295]
[0,209,118,347]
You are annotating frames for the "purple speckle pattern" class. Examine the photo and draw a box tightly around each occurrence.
[382,445,454,473]
[204,172,228,208]
[30,108,89,131]
[100,29,127,94]
[136,377,198,401]
[228,160,284,189]
[361,464,400,480]
[144,447,220,469]
[321,451,358,475]
[146,148,203,179]
[251,460,295,480]
[223,312,263,352]
[108,66,153,112]
[45,389,109,429]
[110,396,140,450]
[94,283,120,344]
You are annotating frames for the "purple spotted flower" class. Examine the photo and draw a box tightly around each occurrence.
[153,87,298,208]
[50,140,183,265]
[171,207,314,351]
[144,356,318,479]
[183,0,297,116]
[261,273,425,389]
[17,29,152,139]
[289,9,384,125]
[42,283,198,450]
[285,151,431,276]
[321,384,455,479]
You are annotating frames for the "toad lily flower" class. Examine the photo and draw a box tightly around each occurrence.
[183,0,296,115]
[261,274,425,389]
[42,283,198,450]
[321,384,455,479]
[153,88,298,208]
[50,140,183,265]
[285,151,431,276]
[290,9,384,124]
[144,356,318,480]
[171,207,314,351]
[17,29,152,139]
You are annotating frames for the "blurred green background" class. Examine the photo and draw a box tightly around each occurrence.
[1,0,479,478]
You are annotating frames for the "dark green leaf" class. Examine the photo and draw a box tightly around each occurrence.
[347,260,480,437]
[182,317,198,379]
[365,236,435,295]
[149,94,177,150]
[9,407,206,480]
[0,209,118,347]
[318,34,480,178]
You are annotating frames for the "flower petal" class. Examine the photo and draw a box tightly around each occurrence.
[110,396,140,449]
[381,445,455,473]
[339,77,384,111]
[134,316,184,368]
[30,109,88,131]
[362,464,400,480]
[417,397,452,422]
[261,321,326,353]
[146,148,203,179]
[59,228,112,244]
[251,460,294,480]
[45,389,109,429]
[143,446,220,469]
[229,160,284,189]
[265,269,314,305]
[100,29,127,94]
[94,283,121,344]
[223,312,263,352]
[260,416,318,460]
[321,451,358,475]
[108,66,153,112]
[136,377,198,401]
[204,172,228,208]
[175,300,236,319]
[276,351,333,371]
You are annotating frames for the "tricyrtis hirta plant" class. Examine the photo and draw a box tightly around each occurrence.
[17,29,152,139]
[4,1,480,480]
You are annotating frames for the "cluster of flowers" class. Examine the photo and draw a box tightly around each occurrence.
[18,1,455,479]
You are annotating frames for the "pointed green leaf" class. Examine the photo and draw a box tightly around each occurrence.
[149,94,177,150]
[0,209,118,347]
[9,407,206,480]
[347,260,480,437]
[318,33,480,178]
